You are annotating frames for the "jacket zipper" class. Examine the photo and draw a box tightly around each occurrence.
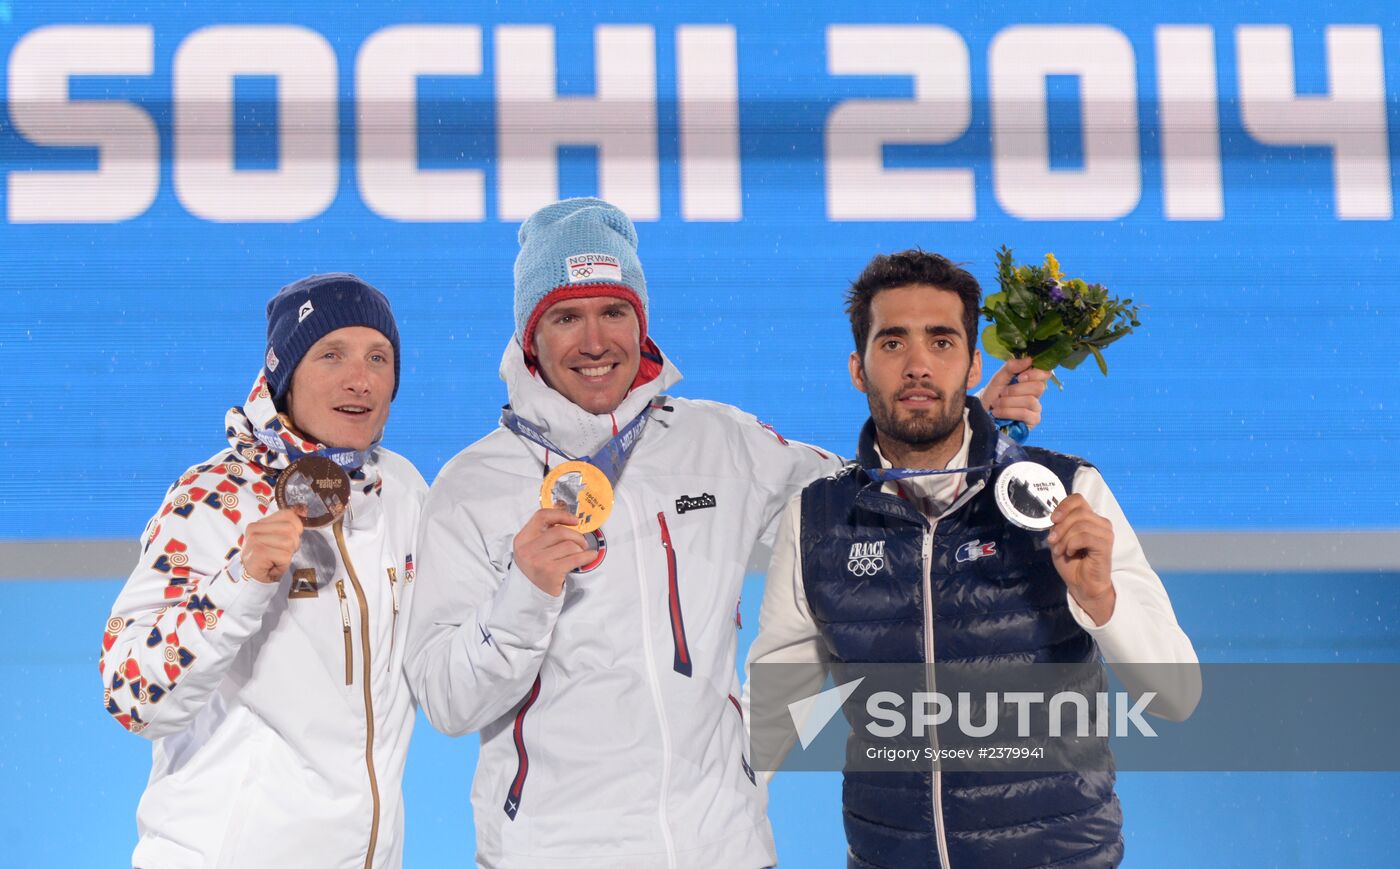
[336,580,353,686]
[625,494,678,869]
[334,521,381,869]
[921,479,985,869]
[657,513,692,677]
[921,526,952,869]
[503,675,543,819]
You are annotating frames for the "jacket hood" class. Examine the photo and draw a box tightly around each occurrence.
[499,335,682,460]
[225,373,385,522]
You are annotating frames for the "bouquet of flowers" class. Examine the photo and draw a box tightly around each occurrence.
[981,247,1141,387]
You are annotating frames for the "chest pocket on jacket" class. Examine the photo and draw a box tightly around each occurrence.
[656,511,693,677]
[653,489,738,679]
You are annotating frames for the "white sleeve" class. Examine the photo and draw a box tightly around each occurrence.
[1065,465,1202,721]
[742,494,830,781]
[402,478,564,737]
[101,473,282,740]
[737,417,846,574]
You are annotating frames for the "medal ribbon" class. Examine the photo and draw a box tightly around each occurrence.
[254,426,374,471]
[865,463,993,483]
[501,402,657,486]
[864,428,1027,483]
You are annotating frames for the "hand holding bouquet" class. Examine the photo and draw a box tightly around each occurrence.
[981,247,1141,388]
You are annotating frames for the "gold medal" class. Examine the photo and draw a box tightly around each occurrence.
[275,455,351,529]
[540,460,614,533]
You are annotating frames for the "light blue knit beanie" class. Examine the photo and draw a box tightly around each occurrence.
[514,197,648,355]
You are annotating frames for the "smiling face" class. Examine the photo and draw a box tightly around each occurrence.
[849,284,982,460]
[285,326,395,451]
[530,295,642,415]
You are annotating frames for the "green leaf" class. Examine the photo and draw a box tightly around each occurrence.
[1060,346,1090,370]
[996,318,1028,352]
[1008,304,1035,335]
[1090,345,1109,376]
[1031,334,1075,370]
[1097,326,1132,347]
[981,292,1007,320]
[996,246,1016,286]
[1006,282,1036,317]
[980,323,1012,359]
[1031,312,1065,341]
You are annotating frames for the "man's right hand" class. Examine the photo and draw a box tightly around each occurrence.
[241,508,306,584]
[513,507,596,597]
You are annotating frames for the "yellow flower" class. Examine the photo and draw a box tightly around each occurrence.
[1044,253,1061,281]
[1088,309,1105,330]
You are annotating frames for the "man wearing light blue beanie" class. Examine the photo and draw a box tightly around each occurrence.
[406,198,1047,869]
[513,197,649,357]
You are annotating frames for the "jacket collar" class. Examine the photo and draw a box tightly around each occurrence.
[499,336,683,460]
[851,395,1024,524]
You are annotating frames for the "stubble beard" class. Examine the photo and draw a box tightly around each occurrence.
[867,383,967,455]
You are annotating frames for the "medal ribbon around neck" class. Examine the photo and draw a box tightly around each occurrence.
[501,402,660,532]
[253,424,375,471]
[864,428,1026,483]
[862,433,1064,531]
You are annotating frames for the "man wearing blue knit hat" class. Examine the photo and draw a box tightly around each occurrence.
[102,273,427,868]
[406,199,1045,868]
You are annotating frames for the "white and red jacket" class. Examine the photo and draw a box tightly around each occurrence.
[100,374,427,869]
[404,340,842,869]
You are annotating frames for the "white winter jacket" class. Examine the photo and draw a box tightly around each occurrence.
[101,373,427,869]
[405,340,842,869]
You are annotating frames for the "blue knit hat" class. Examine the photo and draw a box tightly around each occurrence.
[514,197,648,355]
[264,273,401,402]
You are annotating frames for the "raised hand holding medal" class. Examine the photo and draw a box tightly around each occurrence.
[505,403,654,595]
[507,403,649,535]
[539,461,613,534]
[274,455,352,529]
[235,455,353,585]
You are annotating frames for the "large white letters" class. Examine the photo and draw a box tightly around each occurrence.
[676,25,741,221]
[990,25,1141,220]
[4,20,1394,224]
[7,25,157,223]
[495,25,659,221]
[173,26,338,222]
[1156,26,1224,220]
[825,25,974,220]
[1237,25,1391,220]
[356,26,485,222]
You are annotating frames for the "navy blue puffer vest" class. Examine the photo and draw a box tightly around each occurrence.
[799,399,1124,869]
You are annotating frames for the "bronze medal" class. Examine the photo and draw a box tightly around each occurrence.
[275,455,351,529]
[540,460,614,533]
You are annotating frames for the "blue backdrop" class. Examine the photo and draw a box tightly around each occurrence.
[2,1,1397,866]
